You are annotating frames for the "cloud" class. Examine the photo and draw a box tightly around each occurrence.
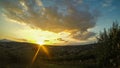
[102,0,113,7]
[71,31,96,40]
[0,0,99,40]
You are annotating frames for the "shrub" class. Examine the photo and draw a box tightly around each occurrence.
[97,22,120,68]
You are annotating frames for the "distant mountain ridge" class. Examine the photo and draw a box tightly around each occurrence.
[0,39,14,42]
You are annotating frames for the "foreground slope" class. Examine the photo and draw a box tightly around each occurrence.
[0,41,98,68]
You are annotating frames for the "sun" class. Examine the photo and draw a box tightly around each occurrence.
[36,40,44,45]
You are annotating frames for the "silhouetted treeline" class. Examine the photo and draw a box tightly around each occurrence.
[96,21,120,68]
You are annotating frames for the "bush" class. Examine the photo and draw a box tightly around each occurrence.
[97,22,120,68]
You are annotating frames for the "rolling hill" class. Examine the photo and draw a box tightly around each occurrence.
[0,41,98,68]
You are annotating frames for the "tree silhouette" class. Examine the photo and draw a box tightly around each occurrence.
[97,21,120,68]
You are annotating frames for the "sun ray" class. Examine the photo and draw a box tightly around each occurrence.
[31,46,41,65]
[30,44,50,67]
[41,46,51,59]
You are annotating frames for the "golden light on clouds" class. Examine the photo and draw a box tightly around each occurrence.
[0,0,98,45]
[14,26,71,45]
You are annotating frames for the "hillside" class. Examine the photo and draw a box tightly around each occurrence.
[0,41,97,68]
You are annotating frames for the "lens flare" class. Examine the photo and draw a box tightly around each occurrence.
[31,45,51,67]
[31,46,41,64]
[37,40,44,45]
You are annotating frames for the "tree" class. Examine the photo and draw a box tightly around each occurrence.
[97,22,120,68]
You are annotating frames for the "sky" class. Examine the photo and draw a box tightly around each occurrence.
[0,0,120,45]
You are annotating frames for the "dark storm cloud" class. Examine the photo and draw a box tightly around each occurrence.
[72,31,96,40]
[0,0,100,40]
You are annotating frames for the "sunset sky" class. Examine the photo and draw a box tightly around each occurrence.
[0,0,120,45]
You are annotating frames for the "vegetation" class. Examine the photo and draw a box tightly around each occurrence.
[0,22,120,68]
[96,22,120,68]
[0,42,97,68]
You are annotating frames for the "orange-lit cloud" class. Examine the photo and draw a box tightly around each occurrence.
[0,0,99,44]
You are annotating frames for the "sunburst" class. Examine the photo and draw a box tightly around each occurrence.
[31,43,51,67]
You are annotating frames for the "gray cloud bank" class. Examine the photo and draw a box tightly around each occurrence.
[0,0,100,40]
